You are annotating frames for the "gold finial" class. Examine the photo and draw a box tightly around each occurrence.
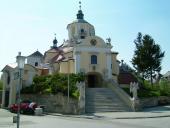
[79,1,81,10]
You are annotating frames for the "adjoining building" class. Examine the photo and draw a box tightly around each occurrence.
[163,71,170,81]
[1,51,48,107]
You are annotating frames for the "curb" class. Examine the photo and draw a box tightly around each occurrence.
[114,115,170,119]
[44,112,170,120]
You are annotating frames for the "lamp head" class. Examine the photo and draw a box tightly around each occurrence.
[16,52,26,69]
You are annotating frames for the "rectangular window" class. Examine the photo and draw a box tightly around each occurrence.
[91,55,97,64]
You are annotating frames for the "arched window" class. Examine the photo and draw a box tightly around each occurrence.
[80,29,85,39]
[81,29,84,33]
[91,55,97,64]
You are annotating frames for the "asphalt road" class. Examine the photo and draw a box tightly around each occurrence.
[0,108,170,128]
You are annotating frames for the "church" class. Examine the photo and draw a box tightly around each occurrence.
[44,5,119,87]
[1,3,120,108]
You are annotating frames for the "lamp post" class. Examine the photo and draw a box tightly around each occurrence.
[67,60,70,104]
[16,52,25,128]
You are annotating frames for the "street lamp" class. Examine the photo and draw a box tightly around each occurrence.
[67,60,70,104]
[16,52,26,128]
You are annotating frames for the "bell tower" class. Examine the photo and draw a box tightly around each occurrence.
[67,1,95,42]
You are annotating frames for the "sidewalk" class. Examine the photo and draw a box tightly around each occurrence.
[46,105,170,120]
[0,108,15,118]
[1,105,170,120]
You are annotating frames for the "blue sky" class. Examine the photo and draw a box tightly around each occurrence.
[0,0,170,74]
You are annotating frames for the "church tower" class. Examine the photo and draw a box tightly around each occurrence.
[67,2,95,42]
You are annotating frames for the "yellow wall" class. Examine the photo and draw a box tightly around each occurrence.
[59,60,75,74]
[69,60,75,73]
[53,63,60,72]
[80,52,107,74]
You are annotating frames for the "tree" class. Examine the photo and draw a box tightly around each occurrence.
[132,32,165,85]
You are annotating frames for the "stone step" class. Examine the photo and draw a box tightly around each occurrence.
[86,106,129,112]
[86,106,128,110]
[85,88,131,113]
[86,105,130,111]
[86,101,124,105]
[86,109,127,113]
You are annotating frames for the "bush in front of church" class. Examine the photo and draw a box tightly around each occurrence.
[21,73,85,99]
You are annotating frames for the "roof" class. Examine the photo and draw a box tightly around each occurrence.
[118,72,137,85]
[7,63,17,69]
[62,46,73,53]
[67,19,94,29]
[45,47,62,53]
[51,54,65,63]
[72,19,88,23]
[1,63,17,71]
[28,51,43,57]
[163,71,170,77]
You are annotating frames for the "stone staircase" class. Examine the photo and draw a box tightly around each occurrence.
[85,88,131,113]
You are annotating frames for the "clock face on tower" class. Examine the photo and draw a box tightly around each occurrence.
[90,39,97,46]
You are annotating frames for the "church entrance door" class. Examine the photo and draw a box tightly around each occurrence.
[87,72,102,88]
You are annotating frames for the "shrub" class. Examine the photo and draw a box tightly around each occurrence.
[134,79,170,98]
[21,73,85,99]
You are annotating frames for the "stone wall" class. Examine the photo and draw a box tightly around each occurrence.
[21,93,79,114]
[140,97,158,108]
[140,96,170,108]
[158,96,170,105]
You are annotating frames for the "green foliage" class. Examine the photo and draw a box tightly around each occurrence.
[138,80,170,97]
[0,80,3,90]
[71,90,80,99]
[132,32,165,84]
[32,75,51,94]
[159,79,170,96]
[21,73,85,99]
[138,90,160,98]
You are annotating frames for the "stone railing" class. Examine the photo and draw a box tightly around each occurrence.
[106,79,141,111]
[76,81,85,114]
